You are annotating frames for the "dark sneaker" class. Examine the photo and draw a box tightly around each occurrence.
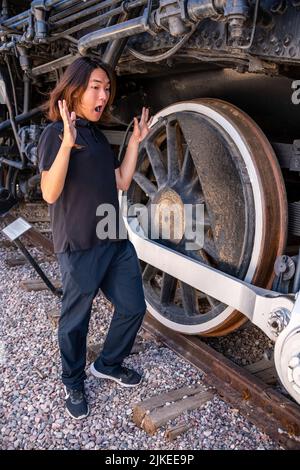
[64,386,89,420]
[90,363,142,387]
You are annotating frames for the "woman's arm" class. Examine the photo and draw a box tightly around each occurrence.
[41,100,77,204]
[115,138,139,191]
[41,142,73,204]
[115,107,152,191]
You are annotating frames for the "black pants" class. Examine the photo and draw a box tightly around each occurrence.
[57,239,147,389]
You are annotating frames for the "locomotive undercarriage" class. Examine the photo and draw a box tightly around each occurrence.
[1,0,300,404]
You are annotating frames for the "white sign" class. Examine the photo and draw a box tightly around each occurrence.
[2,217,32,241]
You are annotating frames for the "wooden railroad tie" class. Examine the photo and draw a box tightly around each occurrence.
[132,385,213,435]
[87,340,145,363]
[38,228,52,235]
[46,307,60,328]
[0,239,18,249]
[5,254,52,267]
[165,423,192,442]
[5,255,27,266]
[245,357,277,385]
[27,217,51,223]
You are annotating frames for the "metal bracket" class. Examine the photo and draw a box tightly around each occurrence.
[123,212,295,342]
[1,217,61,296]
[31,0,51,42]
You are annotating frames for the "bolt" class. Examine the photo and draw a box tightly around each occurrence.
[289,356,300,368]
[287,354,300,388]
[268,308,290,335]
[289,47,296,57]
[292,365,300,387]
[283,35,292,46]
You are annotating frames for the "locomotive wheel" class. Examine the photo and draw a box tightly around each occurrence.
[5,167,28,200]
[126,99,287,336]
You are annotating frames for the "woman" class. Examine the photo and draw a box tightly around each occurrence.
[38,56,152,420]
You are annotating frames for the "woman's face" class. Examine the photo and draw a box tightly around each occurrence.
[76,68,110,122]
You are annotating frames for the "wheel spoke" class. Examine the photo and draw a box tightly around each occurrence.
[160,273,177,304]
[206,295,219,308]
[179,281,199,316]
[186,175,203,198]
[166,121,182,185]
[201,243,219,264]
[190,210,210,229]
[180,146,195,183]
[133,171,157,200]
[144,140,167,188]
[142,263,158,282]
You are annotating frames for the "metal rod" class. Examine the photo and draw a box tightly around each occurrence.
[101,0,147,66]
[52,5,125,38]
[0,158,24,169]
[31,53,79,76]
[52,0,122,27]
[102,11,129,67]
[0,106,42,133]
[23,76,30,114]
[292,248,300,293]
[3,58,24,164]
[78,6,149,55]
[1,0,76,29]
[49,0,100,22]
[5,57,18,116]
[14,238,62,296]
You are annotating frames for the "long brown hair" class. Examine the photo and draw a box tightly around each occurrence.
[45,56,116,122]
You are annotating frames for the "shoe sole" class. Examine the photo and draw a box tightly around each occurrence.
[64,386,90,420]
[90,363,141,388]
[65,405,90,420]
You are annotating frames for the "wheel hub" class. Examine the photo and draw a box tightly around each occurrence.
[151,188,185,244]
[276,329,300,398]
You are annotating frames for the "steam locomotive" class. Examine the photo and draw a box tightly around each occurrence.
[1,0,300,404]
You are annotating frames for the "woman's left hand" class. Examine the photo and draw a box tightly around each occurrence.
[132,107,153,144]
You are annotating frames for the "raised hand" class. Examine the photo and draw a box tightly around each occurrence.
[132,107,153,144]
[58,99,77,149]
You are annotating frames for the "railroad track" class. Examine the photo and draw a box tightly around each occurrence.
[143,315,300,449]
[1,202,300,449]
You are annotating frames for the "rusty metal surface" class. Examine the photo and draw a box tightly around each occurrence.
[143,313,300,449]
[194,99,288,336]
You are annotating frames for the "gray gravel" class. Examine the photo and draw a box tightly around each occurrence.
[203,323,274,367]
[0,205,280,450]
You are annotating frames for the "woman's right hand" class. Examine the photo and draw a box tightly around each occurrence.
[58,99,77,149]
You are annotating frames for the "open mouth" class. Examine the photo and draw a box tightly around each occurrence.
[95,105,102,113]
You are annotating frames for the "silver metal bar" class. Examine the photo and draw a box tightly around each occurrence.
[78,8,150,55]
[123,215,295,341]
[2,0,79,30]
[31,53,79,76]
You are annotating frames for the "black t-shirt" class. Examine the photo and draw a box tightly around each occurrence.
[38,118,126,254]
